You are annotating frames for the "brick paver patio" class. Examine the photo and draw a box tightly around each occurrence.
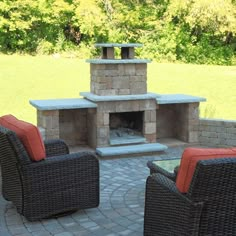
[0,146,185,236]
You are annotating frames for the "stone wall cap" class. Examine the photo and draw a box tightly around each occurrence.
[80,92,159,102]
[29,98,97,110]
[200,118,236,123]
[156,94,206,104]
[95,43,143,48]
[86,59,151,64]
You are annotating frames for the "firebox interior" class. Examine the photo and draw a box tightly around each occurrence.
[109,111,146,145]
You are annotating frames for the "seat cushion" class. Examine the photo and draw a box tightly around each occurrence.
[0,114,46,161]
[176,147,236,193]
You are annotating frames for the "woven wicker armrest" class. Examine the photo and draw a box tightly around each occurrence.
[147,160,177,181]
[144,173,203,236]
[44,139,69,157]
[20,152,99,221]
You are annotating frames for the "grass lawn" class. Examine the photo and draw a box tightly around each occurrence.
[0,54,235,124]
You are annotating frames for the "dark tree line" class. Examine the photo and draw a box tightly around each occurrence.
[0,0,236,64]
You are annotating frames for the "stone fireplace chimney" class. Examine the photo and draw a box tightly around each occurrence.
[81,43,158,148]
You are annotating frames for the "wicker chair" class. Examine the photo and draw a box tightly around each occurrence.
[0,126,99,221]
[144,157,236,236]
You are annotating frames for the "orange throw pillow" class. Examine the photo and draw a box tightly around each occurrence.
[0,114,46,161]
[176,147,236,193]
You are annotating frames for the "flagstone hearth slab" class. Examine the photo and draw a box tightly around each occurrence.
[96,143,168,157]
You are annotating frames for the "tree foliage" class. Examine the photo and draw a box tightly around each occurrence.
[0,0,236,64]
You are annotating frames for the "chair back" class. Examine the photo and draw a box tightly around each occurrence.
[187,157,236,235]
[0,126,31,212]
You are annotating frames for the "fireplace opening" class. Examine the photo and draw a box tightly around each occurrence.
[109,111,146,145]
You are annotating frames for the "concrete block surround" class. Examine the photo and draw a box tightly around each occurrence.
[30,43,219,156]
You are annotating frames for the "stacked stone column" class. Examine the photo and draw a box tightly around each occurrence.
[85,43,157,148]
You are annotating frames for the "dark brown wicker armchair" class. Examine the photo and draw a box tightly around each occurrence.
[0,126,99,221]
[144,157,236,236]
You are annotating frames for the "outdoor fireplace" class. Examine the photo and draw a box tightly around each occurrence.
[30,42,205,156]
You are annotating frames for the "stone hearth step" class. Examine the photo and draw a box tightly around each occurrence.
[96,143,168,157]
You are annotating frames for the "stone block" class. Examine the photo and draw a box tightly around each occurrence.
[97,112,109,126]
[124,64,136,76]
[199,136,210,145]
[219,133,227,139]
[52,116,59,129]
[216,126,226,133]
[91,64,106,70]
[115,101,132,112]
[198,124,207,131]
[144,110,156,123]
[130,85,147,94]
[144,110,151,122]
[95,76,110,83]
[144,122,156,134]
[112,78,130,89]
[130,81,146,89]
[118,64,125,75]
[104,113,109,126]
[130,75,146,82]
[97,137,109,147]
[41,110,59,117]
[189,131,199,143]
[144,133,157,143]
[139,100,156,110]
[97,89,117,96]
[201,130,209,137]
[97,113,104,126]
[150,110,156,122]
[209,138,220,145]
[97,102,116,112]
[226,139,236,146]
[90,75,97,82]
[226,127,236,134]
[91,69,106,77]
[227,133,235,139]
[96,83,107,90]
[118,89,131,95]
[130,100,140,111]
[225,121,236,128]
[105,70,119,77]
[191,124,200,131]
[97,127,109,139]
[105,64,118,70]
[46,129,59,140]
[135,63,147,72]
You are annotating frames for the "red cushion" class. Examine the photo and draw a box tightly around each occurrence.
[176,147,236,193]
[0,114,46,161]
